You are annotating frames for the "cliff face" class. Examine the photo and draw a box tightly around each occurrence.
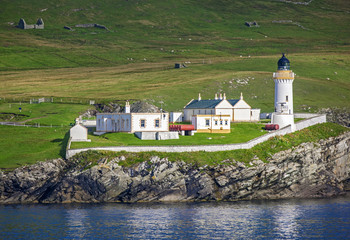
[1,132,349,204]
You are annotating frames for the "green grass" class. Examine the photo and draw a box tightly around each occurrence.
[0,0,349,113]
[70,122,266,148]
[71,122,349,168]
[0,125,69,170]
[0,102,93,126]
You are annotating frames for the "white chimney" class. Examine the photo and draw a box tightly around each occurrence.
[240,92,243,100]
[215,94,218,100]
[223,93,226,100]
[198,93,201,101]
[219,93,222,100]
[125,101,130,113]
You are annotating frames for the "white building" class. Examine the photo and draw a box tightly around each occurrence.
[70,123,91,142]
[96,101,169,133]
[271,54,295,131]
[192,114,231,133]
[183,93,260,122]
[96,112,169,133]
[169,112,183,123]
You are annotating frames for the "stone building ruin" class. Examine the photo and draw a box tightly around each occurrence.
[17,18,44,29]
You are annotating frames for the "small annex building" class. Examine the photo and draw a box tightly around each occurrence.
[70,120,91,142]
[183,93,260,122]
[192,114,231,133]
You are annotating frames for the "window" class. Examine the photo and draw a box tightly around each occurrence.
[286,95,289,102]
[205,119,210,127]
[220,120,223,125]
[140,119,146,128]
[225,120,228,125]
[126,119,129,128]
[215,120,218,125]
[155,119,160,128]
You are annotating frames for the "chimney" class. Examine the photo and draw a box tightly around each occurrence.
[125,101,130,113]
[223,93,226,100]
[215,94,218,100]
[219,93,222,100]
[240,92,243,100]
[198,93,201,101]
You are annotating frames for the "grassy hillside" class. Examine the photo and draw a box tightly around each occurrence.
[0,0,349,112]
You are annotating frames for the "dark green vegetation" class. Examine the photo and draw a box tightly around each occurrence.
[0,0,349,112]
[0,125,69,170]
[0,102,92,126]
[71,123,266,148]
[71,123,349,168]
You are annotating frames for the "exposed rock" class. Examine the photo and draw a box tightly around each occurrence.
[92,101,159,115]
[94,102,122,113]
[318,108,350,127]
[1,132,349,203]
[130,101,160,113]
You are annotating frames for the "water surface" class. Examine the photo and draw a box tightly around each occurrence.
[1,196,350,239]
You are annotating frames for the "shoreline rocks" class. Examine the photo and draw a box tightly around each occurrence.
[1,132,349,204]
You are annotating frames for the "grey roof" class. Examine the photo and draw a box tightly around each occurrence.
[185,99,240,109]
[228,99,239,106]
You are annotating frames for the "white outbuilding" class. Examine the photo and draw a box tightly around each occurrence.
[70,124,90,142]
[191,114,231,133]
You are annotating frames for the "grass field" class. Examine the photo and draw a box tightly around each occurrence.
[0,125,69,170]
[0,102,93,126]
[71,122,266,148]
[0,0,349,167]
[0,0,349,113]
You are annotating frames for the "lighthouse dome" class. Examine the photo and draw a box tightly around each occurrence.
[278,53,290,70]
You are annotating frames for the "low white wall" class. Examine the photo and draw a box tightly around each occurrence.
[66,114,327,159]
[82,120,96,127]
[295,114,326,131]
[294,113,320,118]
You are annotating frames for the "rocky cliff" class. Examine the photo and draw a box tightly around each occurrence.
[1,132,349,204]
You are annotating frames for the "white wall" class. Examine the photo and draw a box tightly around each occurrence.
[233,108,251,121]
[251,109,260,121]
[274,79,294,114]
[192,115,230,131]
[70,124,89,142]
[170,112,183,123]
[184,109,214,122]
[131,113,169,133]
[96,114,131,132]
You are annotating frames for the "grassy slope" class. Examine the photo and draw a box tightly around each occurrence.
[0,0,349,112]
[0,0,349,168]
[0,102,93,126]
[0,125,69,170]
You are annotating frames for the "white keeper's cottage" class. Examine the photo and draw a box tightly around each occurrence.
[96,101,169,133]
[183,93,260,122]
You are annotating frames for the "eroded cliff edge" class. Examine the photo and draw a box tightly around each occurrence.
[1,132,349,204]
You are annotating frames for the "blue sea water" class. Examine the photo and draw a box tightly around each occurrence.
[1,196,350,240]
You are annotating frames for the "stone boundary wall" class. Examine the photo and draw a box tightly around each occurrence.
[66,113,327,159]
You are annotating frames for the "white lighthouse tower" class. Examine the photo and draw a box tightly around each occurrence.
[271,54,295,131]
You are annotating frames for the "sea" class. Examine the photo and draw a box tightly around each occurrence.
[1,196,350,240]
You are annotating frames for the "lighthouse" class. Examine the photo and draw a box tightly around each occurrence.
[271,54,295,131]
